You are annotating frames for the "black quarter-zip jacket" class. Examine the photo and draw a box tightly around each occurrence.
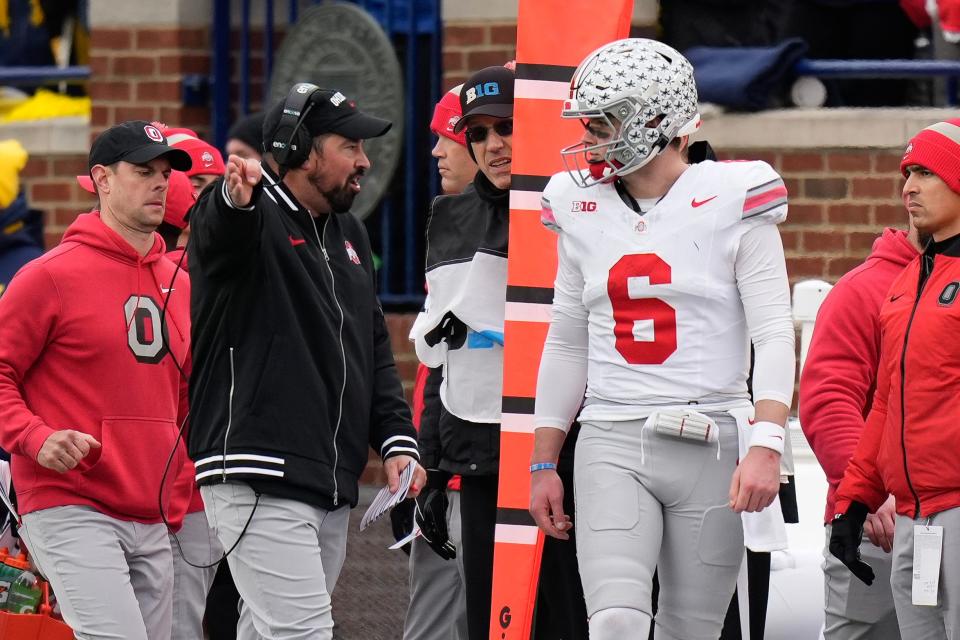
[187,165,418,510]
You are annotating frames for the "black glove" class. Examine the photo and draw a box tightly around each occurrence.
[390,499,416,555]
[415,469,456,560]
[423,312,467,350]
[829,501,875,585]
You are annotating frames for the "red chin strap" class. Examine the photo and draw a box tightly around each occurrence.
[588,159,624,184]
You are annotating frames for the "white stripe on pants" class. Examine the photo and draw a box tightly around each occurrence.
[201,483,350,640]
[891,508,960,639]
[20,505,173,640]
[170,509,223,639]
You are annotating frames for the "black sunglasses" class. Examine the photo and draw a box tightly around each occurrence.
[465,119,513,143]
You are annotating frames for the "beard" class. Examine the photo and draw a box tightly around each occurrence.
[310,171,361,214]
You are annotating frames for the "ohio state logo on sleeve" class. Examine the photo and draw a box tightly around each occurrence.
[123,295,169,364]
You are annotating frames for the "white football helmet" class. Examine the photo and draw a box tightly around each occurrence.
[561,38,701,188]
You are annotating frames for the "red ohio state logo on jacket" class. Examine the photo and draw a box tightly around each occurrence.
[344,241,361,265]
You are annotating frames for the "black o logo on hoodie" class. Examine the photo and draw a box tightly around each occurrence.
[939,281,960,307]
[123,295,169,364]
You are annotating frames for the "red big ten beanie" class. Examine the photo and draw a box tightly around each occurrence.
[901,118,960,194]
[430,84,467,147]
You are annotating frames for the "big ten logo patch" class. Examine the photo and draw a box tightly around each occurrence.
[465,82,500,104]
[571,200,597,213]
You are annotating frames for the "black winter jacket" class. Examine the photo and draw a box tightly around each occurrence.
[187,166,418,510]
[418,173,507,476]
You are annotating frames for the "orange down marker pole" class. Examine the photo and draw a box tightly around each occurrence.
[489,2,632,638]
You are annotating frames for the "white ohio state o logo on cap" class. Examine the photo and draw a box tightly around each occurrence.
[144,125,164,142]
[201,151,214,166]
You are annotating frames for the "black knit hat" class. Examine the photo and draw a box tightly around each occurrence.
[227,112,266,153]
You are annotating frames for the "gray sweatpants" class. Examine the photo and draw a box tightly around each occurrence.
[20,505,173,640]
[403,490,468,640]
[575,416,743,640]
[170,509,223,639]
[891,508,960,639]
[822,524,900,639]
[201,483,350,640]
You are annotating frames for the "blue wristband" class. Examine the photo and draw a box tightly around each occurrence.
[529,462,557,473]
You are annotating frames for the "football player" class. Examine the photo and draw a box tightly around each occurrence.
[528,38,796,640]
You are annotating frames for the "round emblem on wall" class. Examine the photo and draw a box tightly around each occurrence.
[270,4,403,220]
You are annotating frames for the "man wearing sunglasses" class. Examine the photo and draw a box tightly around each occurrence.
[413,63,590,640]
[411,65,514,640]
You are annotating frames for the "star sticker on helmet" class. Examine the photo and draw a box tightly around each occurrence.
[560,38,701,188]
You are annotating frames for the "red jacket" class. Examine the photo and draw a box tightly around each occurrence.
[799,229,917,522]
[900,0,960,37]
[836,234,960,519]
[0,213,191,524]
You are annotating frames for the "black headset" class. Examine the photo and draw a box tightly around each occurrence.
[269,82,322,172]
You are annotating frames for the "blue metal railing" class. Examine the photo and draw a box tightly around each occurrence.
[210,0,442,308]
[794,58,960,106]
[0,66,90,85]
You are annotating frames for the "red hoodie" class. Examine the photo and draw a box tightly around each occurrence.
[0,212,191,524]
[799,228,918,523]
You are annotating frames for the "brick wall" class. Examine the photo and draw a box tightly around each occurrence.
[724,148,906,284]
[88,27,211,137]
[21,154,97,247]
[443,22,517,89]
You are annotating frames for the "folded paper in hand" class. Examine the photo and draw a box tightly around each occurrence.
[360,461,415,532]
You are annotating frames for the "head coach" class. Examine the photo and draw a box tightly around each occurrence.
[187,83,425,639]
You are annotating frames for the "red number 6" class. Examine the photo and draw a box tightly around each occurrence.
[607,253,677,365]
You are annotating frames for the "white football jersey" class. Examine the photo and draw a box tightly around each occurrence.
[540,160,788,421]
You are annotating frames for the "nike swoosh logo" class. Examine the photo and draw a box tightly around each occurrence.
[289,235,306,247]
[890,293,904,302]
[161,287,175,294]
[691,195,718,208]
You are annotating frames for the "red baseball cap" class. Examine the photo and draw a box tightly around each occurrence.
[151,123,225,178]
[76,169,196,230]
[165,132,226,177]
[430,84,466,147]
